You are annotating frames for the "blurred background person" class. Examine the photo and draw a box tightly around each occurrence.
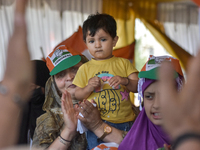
[18,60,50,145]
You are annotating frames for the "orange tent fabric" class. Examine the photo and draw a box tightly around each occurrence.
[192,0,200,7]
[113,42,135,60]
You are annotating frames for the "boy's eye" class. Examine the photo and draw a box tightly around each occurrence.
[101,38,106,42]
[88,40,94,43]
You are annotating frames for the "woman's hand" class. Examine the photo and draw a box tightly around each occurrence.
[48,91,78,149]
[77,99,103,132]
[76,99,124,144]
[61,91,78,135]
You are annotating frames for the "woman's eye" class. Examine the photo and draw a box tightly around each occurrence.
[71,67,78,72]
[55,71,66,78]
[145,95,153,100]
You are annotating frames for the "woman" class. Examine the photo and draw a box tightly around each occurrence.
[32,45,88,150]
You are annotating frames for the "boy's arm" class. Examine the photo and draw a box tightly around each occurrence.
[75,86,94,100]
[126,72,139,93]
[74,76,101,100]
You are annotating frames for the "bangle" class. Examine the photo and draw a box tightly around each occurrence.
[124,77,129,86]
[58,135,71,146]
[172,133,200,150]
[0,83,25,108]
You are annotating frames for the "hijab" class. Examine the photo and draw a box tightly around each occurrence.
[118,79,170,150]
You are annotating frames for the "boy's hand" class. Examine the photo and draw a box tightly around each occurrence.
[87,76,101,91]
[109,76,128,89]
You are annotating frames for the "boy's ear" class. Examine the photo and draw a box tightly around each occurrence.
[113,36,119,47]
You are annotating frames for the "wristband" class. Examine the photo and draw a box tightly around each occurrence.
[172,133,200,150]
[124,77,129,86]
[0,83,25,108]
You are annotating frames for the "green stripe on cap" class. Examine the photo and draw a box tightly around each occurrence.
[138,67,179,80]
[50,55,81,76]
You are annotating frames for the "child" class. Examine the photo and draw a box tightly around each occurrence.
[118,55,184,150]
[72,13,139,149]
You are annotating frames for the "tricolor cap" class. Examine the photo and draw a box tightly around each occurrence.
[46,45,81,76]
[138,55,183,80]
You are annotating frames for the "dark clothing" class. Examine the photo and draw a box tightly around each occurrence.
[18,87,45,144]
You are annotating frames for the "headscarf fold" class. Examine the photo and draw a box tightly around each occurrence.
[118,108,170,150]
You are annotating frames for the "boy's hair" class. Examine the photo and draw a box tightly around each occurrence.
[82,13,117,41]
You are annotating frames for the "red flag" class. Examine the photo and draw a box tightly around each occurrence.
[54,26,88,54]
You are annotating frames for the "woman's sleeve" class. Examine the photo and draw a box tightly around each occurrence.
[32,113,58,149]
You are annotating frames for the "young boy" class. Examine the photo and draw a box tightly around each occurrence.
[73,13,139,149]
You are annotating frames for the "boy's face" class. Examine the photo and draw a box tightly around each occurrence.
[143,81,163,126]
[85,29,118,60]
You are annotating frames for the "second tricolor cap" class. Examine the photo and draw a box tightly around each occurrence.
[46,45,81,76]
[138,55,183,80]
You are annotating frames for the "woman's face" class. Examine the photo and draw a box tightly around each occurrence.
[144,81,162,126]
[54,62,82,99]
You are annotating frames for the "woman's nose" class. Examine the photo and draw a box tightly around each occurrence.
[65,72,75,81]
[153,95,160,109]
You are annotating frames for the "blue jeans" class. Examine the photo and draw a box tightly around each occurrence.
[86,120,133,150]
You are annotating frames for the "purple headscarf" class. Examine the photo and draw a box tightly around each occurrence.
[118,78,170,150]
[118,108,170,150]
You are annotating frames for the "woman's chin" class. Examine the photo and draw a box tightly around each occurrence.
[151,119,163,126]
[65,89,76,99]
